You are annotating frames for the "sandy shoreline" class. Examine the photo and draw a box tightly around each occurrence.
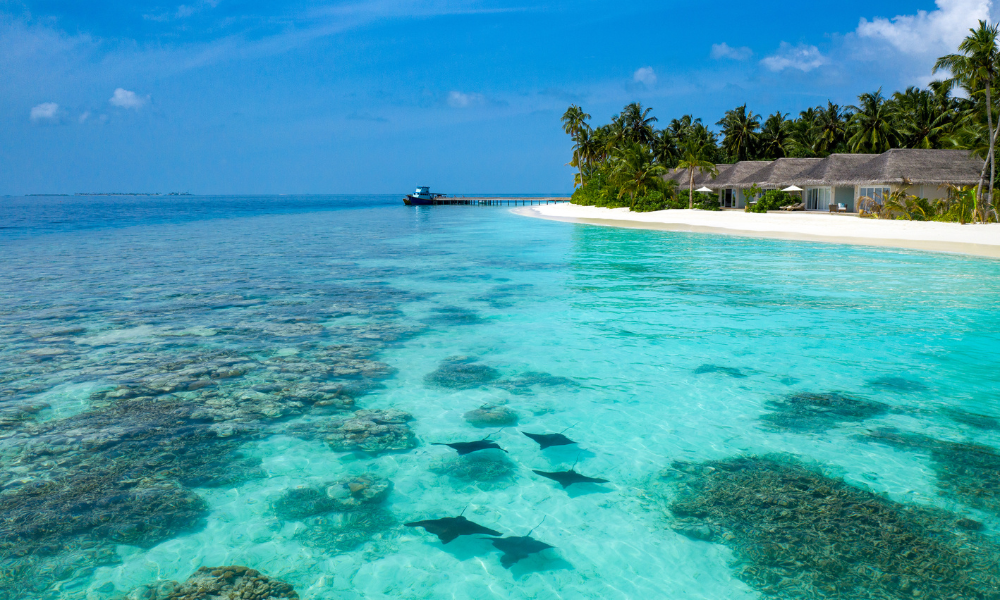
[513,204,1000,259]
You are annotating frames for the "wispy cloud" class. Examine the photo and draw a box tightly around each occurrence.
[711,42,752,61]
[30,102,61,123]
[856,0,991,56]
[109,88,148,109]
[761,42,827,72]
[633,66,657,87]
[447,90,485,108]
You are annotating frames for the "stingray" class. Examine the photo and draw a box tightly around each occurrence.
[533,469,608,488]
[522,431,576,450]
[433,429,507,455]
[491,518,554,568]
[405,515,502,544]
[432,440,506,455]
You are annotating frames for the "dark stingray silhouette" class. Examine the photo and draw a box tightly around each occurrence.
[492,535,554,568]
[432,440,506,455]
[532,469,609,488]
[405,515,502,544]
[522,431,576,449]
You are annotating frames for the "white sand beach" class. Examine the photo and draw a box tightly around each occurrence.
[514,204,1000,258]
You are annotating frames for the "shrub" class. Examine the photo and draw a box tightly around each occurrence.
[746,190,796,213]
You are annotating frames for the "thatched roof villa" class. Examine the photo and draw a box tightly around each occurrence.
[665,149,983,211]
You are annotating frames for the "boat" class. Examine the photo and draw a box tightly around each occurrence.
[403,186,447,206]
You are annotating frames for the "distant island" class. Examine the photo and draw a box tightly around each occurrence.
[25,192,193,197]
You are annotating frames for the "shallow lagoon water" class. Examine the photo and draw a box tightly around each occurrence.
[1,195,1000,599]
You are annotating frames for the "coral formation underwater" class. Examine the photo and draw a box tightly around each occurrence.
[273,476,392,519]
[759,392,890,431]
[463,403,519,427]
[117,565,298,600]
[693,364,747,378]
[862,428,1000,514]
[424,356,501,389]
[293,409,417,453]
[663,455,1000,600]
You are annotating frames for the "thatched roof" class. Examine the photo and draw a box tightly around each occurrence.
[662,149,981,190]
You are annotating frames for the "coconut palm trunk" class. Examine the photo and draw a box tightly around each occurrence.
[987,83,995,222]
[688,168,695,209]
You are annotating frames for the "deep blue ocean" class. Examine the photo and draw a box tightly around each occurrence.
[1,195,999,600]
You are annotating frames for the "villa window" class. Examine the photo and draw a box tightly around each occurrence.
[805,187,831,210]
[858,187,891,204]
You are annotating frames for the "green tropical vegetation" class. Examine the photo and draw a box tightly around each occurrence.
[563,20,1000,221]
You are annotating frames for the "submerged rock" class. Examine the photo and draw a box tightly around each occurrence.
[664,455,1000,600]
[298,507,397,552]
[760,392,890,431]
[119,565,298,600]
[463,403,519,427]
[321,409,417,453]
[867,375,927,392]
[943,408,1000,430]
[273,476,392,519]
[425,357,500,389]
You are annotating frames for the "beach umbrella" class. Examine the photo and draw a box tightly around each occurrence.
[782,185,803,192]
[695,187,714,193]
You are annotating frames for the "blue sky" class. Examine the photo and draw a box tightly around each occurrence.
[1,0,994,194]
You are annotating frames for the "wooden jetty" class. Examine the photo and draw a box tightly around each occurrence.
[416,196,571,206]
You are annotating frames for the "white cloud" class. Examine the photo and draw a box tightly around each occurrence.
[78,111,90,123]
[710,42,752,60]
[447,90,484,108]
[857,0,991,56]
[632,66,657,86]
[109,88,147,109]
[30,102,60,122]
[761,42,827,72]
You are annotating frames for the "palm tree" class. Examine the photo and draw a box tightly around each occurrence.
[789,107,821,157]
[815,102,849,154]
[652,128,680,168]
[675,140,719,209]
[619,102,658,146]
[717,104,761,162]
[608,143,667,209]
[758,112,792,159]
[561,105,591,140]
[935,20,999,220]
[891,87,952,148]
[847,89,900,153]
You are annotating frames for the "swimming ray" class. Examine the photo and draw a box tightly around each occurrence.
[532,469,608,489]
[491,521,554,569]
[432,440,506,455]
[405,515,502,544]
[521,431,576,449]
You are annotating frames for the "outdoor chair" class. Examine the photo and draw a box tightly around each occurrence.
[836,203,847,213]
[828,203,838,213]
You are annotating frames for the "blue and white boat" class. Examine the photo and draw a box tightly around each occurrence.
[403,186,446,206]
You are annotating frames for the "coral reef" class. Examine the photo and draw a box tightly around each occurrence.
[118,565,298,600]
[862,428,1000,514]
[300,409,417,453]
[943,408,1000,430]
[423,306,483,326]
[273,476,392,519]
[424,357,501,389]
[463,403,519,427]
[663,455,1000,600]
[760,392,890,431]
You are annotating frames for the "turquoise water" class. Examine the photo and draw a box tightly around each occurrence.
[1,196,999,599]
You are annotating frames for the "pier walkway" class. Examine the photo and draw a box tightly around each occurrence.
[415,197,571,206]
